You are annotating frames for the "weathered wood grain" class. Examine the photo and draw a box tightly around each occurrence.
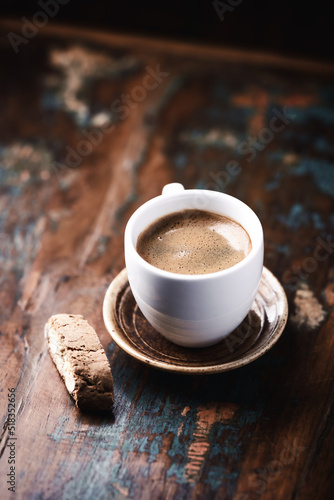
[0,22,334,500]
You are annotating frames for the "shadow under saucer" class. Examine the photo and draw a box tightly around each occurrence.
[103,267,288,374]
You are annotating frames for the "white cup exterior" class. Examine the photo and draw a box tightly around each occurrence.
[124,184,264,347]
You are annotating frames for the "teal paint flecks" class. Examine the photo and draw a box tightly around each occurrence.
[314,136,334,154]
[50,416,72,444]
[265,179,280,191]
[277,204,325,230]
[267,150,284,163]
[288,106,334,126]
[268,148,334,197]
[276,244,290,255]
[166,406,259,492]
[0,142,54,187]
[291,159,334,198]
[175,153,187,170]
[49,371,266,497]
[195,179,206,189]
[149,436,163,462]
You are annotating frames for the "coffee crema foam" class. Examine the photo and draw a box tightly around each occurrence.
[136,209,252,275]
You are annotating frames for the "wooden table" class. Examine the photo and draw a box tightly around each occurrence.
[1,21,334,500]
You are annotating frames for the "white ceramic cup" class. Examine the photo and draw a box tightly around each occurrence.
[124,183,264,347]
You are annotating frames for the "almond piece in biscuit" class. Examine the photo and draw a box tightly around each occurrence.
[45,314,114,412]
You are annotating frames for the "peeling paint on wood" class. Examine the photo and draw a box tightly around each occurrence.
[185,403,238,482]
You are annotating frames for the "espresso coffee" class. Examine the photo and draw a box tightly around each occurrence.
[136,209,252,275]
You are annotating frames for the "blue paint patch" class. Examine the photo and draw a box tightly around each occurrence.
[168,433,189,462]
[0,142,54,193]
[314,136,334,154]
[206,465,240,490]
[265,152,334,201]
[277,204,325,230]
[139,436,149,453]
[50,416,71,444]
[205,409,259,491]
[278,204,304,229]
[195,180,206,189]
[265,180,280,191]
[311,213,325,230]
[62,451,133,500]
[267,150,284,162]
[291,158,334,197]
[149,436,163,461]
[42,90,63,111]
[115,192,138,221]
[167,463,186,483]
[166,403,261,488]
[276,244,290,255]
[175,153,187,170]
[290,106,334,125]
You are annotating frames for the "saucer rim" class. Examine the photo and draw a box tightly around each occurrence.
[102,266,288,374]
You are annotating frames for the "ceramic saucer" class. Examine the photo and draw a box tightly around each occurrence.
[103,267,288,374]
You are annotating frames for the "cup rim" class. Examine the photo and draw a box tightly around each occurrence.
[125,189,263,281]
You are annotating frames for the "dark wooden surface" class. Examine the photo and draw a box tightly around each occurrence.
[0,22,334,500]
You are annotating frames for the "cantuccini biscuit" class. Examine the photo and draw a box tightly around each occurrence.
[45,314,114,412]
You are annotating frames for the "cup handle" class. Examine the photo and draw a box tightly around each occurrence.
[162,183,185,196]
